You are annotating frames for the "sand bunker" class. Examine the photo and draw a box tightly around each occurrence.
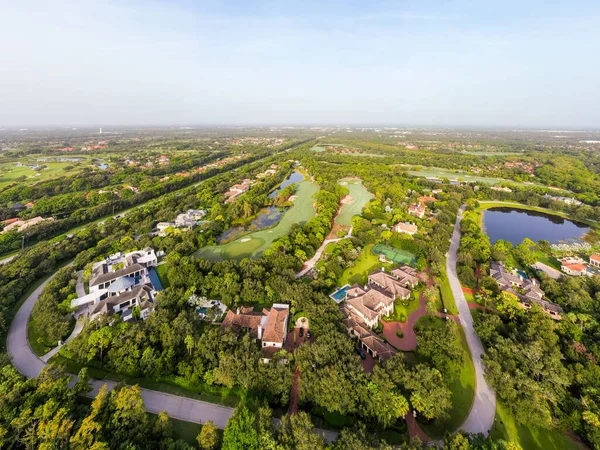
[240,238,251,242]
[341,195,354,204]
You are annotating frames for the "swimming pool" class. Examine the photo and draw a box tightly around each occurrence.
[330,284,350,303]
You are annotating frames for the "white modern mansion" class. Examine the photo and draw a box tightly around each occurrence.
[71,248,161,321]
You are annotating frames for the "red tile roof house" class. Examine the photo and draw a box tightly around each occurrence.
[408,202,426,218]
[221,303,290,362]
[561,262,589,277]
[590,254,600,269]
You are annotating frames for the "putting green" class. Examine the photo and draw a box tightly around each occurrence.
[336,178,373,226]
[196,179,319,261]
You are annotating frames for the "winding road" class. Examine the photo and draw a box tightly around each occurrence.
[447,205,496,435]
[6,202,493,442]
[6,269,337,443]
[296,227,353,278]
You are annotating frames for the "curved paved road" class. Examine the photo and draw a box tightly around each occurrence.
[6,269,337,443]
[296,227,352,278]
[447,205,496,435]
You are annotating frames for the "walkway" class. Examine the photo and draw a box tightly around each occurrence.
[405,413,432,444]
[296,226,352,278]
[6,270,337,443]
[447,205,496,435]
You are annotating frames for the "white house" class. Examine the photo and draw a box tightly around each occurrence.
[72,248,159,321]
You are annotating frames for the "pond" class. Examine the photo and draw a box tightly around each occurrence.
[219,206,285,243]
[268,171,304,198]
[482,207,590,245]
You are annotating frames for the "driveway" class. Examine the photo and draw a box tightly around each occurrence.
[447,205,496,435]
[6,269,337,443]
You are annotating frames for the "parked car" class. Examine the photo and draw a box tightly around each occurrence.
[356,347,366,360]
[299,327,304,337]
[306,330,311,339]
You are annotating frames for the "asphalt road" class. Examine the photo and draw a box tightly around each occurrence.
[6,269,337,443]
[447,205,497,435]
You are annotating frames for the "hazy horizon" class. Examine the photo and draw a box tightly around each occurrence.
[2,1,599,128]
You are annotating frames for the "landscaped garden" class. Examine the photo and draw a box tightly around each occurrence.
[337,244,385,286]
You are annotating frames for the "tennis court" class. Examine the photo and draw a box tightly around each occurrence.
[372,244,416,264]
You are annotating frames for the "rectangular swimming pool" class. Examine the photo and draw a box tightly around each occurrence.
[330,284,350,303]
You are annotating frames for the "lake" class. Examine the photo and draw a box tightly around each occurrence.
[219,206,285,243]
[482,207,589,245]
[268,170,304,198]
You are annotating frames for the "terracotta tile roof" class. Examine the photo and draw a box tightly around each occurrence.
[563,263,586,272]
[220,309,264,339]
[590,254,600,262]
[262,306,289,344]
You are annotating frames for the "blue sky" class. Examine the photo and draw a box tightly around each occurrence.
[1,0,599,127]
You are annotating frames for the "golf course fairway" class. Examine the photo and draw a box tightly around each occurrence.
[336,178,373,226]
[196,178,319,261]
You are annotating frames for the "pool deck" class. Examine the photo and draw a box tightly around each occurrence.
[329,284,350,303]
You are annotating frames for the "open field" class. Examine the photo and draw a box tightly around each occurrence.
[491,402,581,450]
[407,167,511,185]
[196,179,319,261]
[0,161,86,188]
[336,178,373,226]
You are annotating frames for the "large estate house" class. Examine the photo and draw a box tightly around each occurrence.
[341,306,397,361]
[490,261,563,319]
[344,266,419,328]
[71,248,160,321]
[338,266,420,362]
[221,303,290,362]
[157,209,207,235]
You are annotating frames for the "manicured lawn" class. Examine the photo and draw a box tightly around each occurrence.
[338,244,385,286]
[27,319,50,356]
[491,402,581,450]
[418,318,476,439]
[439,271,458,315]
[533,250,561,270]
[384,288,422,322]
[155,264,170,288]
[336,178,373,226]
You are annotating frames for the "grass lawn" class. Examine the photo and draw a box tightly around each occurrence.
[439,271,458,315]
[27,319,50,356]
[156,264,170,288]
[338,244,385,286]
[336,178,374,226]
[533,250,561,270]
[491,402,581,450]
[417,317,476,439]
[384,287,422,322]
[50,355,242,407]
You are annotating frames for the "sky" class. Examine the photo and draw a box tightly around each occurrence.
[1,0,599,128]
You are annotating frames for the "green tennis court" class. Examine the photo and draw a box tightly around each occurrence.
[372,244,416,264]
